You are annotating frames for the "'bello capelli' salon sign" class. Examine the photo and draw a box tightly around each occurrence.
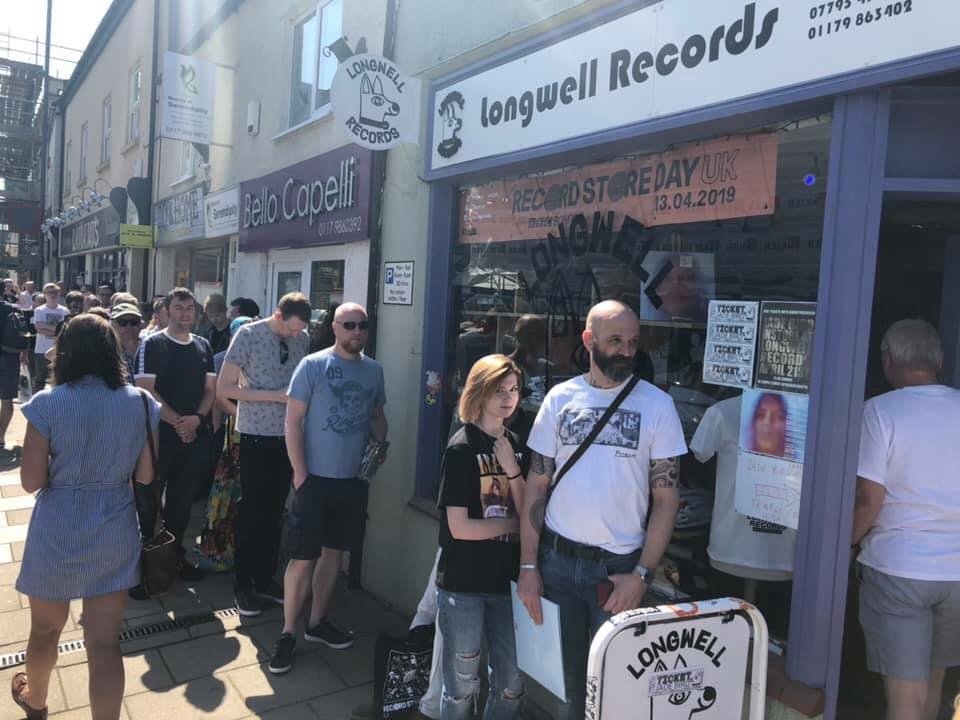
[429,0,960,171]
[239,144,373,252]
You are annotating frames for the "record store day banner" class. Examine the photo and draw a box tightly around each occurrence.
[460,134,778,244]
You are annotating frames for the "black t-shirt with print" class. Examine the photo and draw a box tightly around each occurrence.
[437,424,526,595]
[136,331,214,416]
[206,325,230,355]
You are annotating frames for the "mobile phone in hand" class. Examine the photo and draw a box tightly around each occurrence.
[596,579,614,606]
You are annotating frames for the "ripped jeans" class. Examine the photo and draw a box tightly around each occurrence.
[437,589,524,720]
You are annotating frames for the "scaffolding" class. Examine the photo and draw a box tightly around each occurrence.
[0,56,45,271]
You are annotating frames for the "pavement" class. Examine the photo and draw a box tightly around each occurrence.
[0,404,413,720]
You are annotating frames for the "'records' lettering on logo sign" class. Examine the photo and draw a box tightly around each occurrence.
[242,157,358,232]
[477,3,779,132]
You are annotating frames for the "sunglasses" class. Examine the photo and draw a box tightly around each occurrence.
[279,338,289,365]
[339,320,369,331]
[115,318,140,328]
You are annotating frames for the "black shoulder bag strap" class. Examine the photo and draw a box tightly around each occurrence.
[546,373,641,501]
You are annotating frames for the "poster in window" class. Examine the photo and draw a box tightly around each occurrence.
[733,389,809,531]
[459,134,778,245]
[754,301,816,394]
[703,301,758,390]
[637,251,714,324]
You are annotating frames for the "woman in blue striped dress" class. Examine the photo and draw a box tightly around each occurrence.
[11,314,159,720]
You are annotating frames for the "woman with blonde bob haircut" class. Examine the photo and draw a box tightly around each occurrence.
[437,354,527,719]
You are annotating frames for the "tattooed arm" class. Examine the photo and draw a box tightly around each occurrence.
[638,456,681,577]
[603,456,681,614]
[517,450,555,625]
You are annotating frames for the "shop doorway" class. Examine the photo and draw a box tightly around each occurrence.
[271,261,304,306]
[837,196,960,720]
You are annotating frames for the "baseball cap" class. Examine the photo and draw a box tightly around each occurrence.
[111,303,142,320]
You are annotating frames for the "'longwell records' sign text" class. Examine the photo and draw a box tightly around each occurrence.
[430,0,960,170]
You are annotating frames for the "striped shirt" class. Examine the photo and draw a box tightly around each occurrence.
[16,377,161,601]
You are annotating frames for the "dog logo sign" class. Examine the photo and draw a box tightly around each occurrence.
[332,53,421,151]
[436,91,465,159]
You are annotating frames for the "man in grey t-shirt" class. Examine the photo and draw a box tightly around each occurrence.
[218,292,310,616]
[268,302,387,675]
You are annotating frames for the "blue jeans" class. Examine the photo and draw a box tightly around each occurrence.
[437,589,524,720]
[539,543,642,720]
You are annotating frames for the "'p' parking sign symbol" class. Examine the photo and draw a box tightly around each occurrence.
[385,268,395,284]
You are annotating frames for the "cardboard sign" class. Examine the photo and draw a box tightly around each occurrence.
[703,301,759,389]
[586,598,768,720]
[460,134,777,244]
[755,301,817,394]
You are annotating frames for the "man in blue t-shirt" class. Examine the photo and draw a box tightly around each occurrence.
[135,287,216,590]
[268,302,387,675]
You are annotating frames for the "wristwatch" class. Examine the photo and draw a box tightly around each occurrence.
[632,563,653,582]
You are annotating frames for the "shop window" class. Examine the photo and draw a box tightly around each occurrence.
[78,123,88,185]
[100,97,111,166]
[288,0,342,127]
[64,140,72,196]
[437,116,833,641]
[128,64,142,144]
[309,259,344,319]
[91,250,127,291]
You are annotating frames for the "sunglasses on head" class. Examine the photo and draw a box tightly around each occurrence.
[279,337,289,365]
[339,320,369,331]
[115,318,140,327]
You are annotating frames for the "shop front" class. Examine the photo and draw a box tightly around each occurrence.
[237,144,374,320]
[154,183,227,300]
[59,203,128,290]
[409,2,960,718]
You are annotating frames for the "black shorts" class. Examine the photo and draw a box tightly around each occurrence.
[0,353,20,400]
[283,475,367,559]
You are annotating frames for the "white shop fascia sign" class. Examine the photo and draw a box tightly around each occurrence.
[204,186,239,239]
[429,0,960,171]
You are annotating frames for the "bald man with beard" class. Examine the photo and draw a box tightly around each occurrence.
[268,302,388,676]
[517,300,686,720]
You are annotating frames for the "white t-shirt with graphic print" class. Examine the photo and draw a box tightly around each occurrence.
[690,396,795,578]
[527,375,687,554]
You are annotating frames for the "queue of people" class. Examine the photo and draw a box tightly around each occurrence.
[0,276,956,720]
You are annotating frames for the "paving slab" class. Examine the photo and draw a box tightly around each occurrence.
[0,485,28,498]
[223,652,345,715]
[0,607,74,645]
[49,705,131,720]
[57,649,173,709]
[246,700,320,719]
[159,631,267,684]
[0,585,21,614]
[0,664,68,718]
[315,632,376,688]
[0,496,35,512]
[308,683,373,720]
[125,675,251,720]
[4,508,33,526]
[10,542,23,562]
[0,563,21,587]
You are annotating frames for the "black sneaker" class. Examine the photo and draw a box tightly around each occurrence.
[258,581,284,605]
[235,588,264,617]
[179,562,205,582]
[304,618,354,649]
[268,633,296,675]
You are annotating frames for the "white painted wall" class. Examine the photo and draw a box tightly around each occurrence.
[364,0,608,614]
[59,0,155,296]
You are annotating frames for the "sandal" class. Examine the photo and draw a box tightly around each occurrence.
[10,672,47,720]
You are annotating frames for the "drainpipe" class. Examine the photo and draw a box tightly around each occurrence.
[143,0,161,296]
[39,0,53,282]
[349,0,400,592]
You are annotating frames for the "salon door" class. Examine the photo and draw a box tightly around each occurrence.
[270,262,305,308]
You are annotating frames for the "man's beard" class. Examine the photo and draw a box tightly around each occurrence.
[592,342,634,383]
[342,338,365,354]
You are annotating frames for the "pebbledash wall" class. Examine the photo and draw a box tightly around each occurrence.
[364,1,960,719]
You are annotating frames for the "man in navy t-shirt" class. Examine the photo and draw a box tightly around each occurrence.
[135,287,215,587]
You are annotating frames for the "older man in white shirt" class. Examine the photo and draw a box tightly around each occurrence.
[853,319,960,720]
